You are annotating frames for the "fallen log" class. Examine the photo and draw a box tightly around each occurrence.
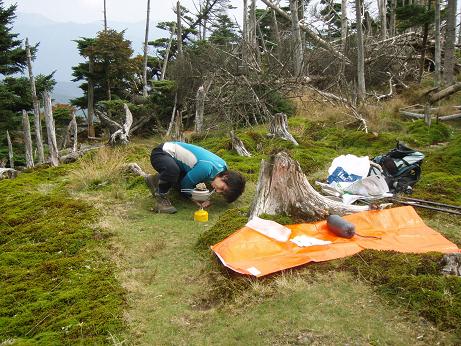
[59,144,104,164]
[248,152,382,220]
[429,82,461,103]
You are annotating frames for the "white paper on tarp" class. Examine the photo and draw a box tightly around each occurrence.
[328,154,370,178]
[290,235,332,247]
[246,216,291,242]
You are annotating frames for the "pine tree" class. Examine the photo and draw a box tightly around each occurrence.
[0,1,28,76]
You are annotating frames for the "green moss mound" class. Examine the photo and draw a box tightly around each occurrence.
[0,166,125,344]
[196,208,248,252]
[404,120,452,146]
[336,251,461,335]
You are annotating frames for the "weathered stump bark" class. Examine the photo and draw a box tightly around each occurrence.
[6,130,14,169]
[230,130,251,157]
[43,92,59,166]
[0,168,19,179]
[249,152,373,220]
[267,112,299,145]
[22,110,34,168]
[441,253,461,276]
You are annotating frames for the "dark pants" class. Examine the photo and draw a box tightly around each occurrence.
[150,144,182,193]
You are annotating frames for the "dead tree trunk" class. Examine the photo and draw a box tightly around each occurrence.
[230,130,251,156]
[195,85,206,134]
[6,130,14,169]
[142,0,151,97]
[249,0,261,65]
[434,0,441,86]
[43,92,59,166]
[70,111,78,152]
[22,110,34,168]
[289,0,304,76]
[26,38,45,163]
[444,0,456,85]
[271,9,281,56]
[166,92,178,136]
[194,80,212,134]
[242,0,249,71]
[87,55,96,138]
[267,113,299,145]
[355,0,366,101]
[173,110,184,141]
[160,24,175,80]
[261,0,350,63]
[248,152,374,220]
[176,1,183,58]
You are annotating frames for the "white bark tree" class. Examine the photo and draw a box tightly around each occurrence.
[355,0,366,101]
[22,110,34,168]
[87,54,95,138]
[142,0,151,97]
[6,130,13,169]
[341,0,348,53]
[379,0,387,39]
[434,0,441,86]
[444,0,457,85]
[26,38,45,164]
[160,24,175,80]
[176,1,183,58]
[289,0,304,76]
[42,92,59,166]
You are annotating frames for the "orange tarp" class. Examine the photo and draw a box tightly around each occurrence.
[211,206,460,277]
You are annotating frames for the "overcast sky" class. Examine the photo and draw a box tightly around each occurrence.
[4,0,246,25]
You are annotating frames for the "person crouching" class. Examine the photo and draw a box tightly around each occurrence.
[145,141,246,213]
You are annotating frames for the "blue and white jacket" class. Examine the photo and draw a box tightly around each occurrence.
[162,142,227,190]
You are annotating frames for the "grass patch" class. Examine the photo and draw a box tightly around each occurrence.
[0,166,125,344]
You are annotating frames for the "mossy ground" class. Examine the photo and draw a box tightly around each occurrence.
[0,166,125,344]
[2,107,461,344]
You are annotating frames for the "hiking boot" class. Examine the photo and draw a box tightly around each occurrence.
[145,174,159,196]
[154,194,177,214]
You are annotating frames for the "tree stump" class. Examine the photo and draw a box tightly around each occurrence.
[249,151,373,220]
[230,130,251,157]
[267,112,298,146]
[0,168,19,179]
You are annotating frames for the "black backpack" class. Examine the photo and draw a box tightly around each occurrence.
[370,142,424,193]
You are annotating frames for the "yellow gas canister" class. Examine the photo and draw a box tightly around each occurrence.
[194,209,209,222]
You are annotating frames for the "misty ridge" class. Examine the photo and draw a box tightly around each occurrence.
[14,12,164,103]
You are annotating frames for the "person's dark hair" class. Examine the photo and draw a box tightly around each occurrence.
[217,170,246,203]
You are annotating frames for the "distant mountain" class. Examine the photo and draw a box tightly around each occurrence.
[13,12,166,104]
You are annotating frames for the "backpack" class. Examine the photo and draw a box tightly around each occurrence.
[370,142,424,194]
